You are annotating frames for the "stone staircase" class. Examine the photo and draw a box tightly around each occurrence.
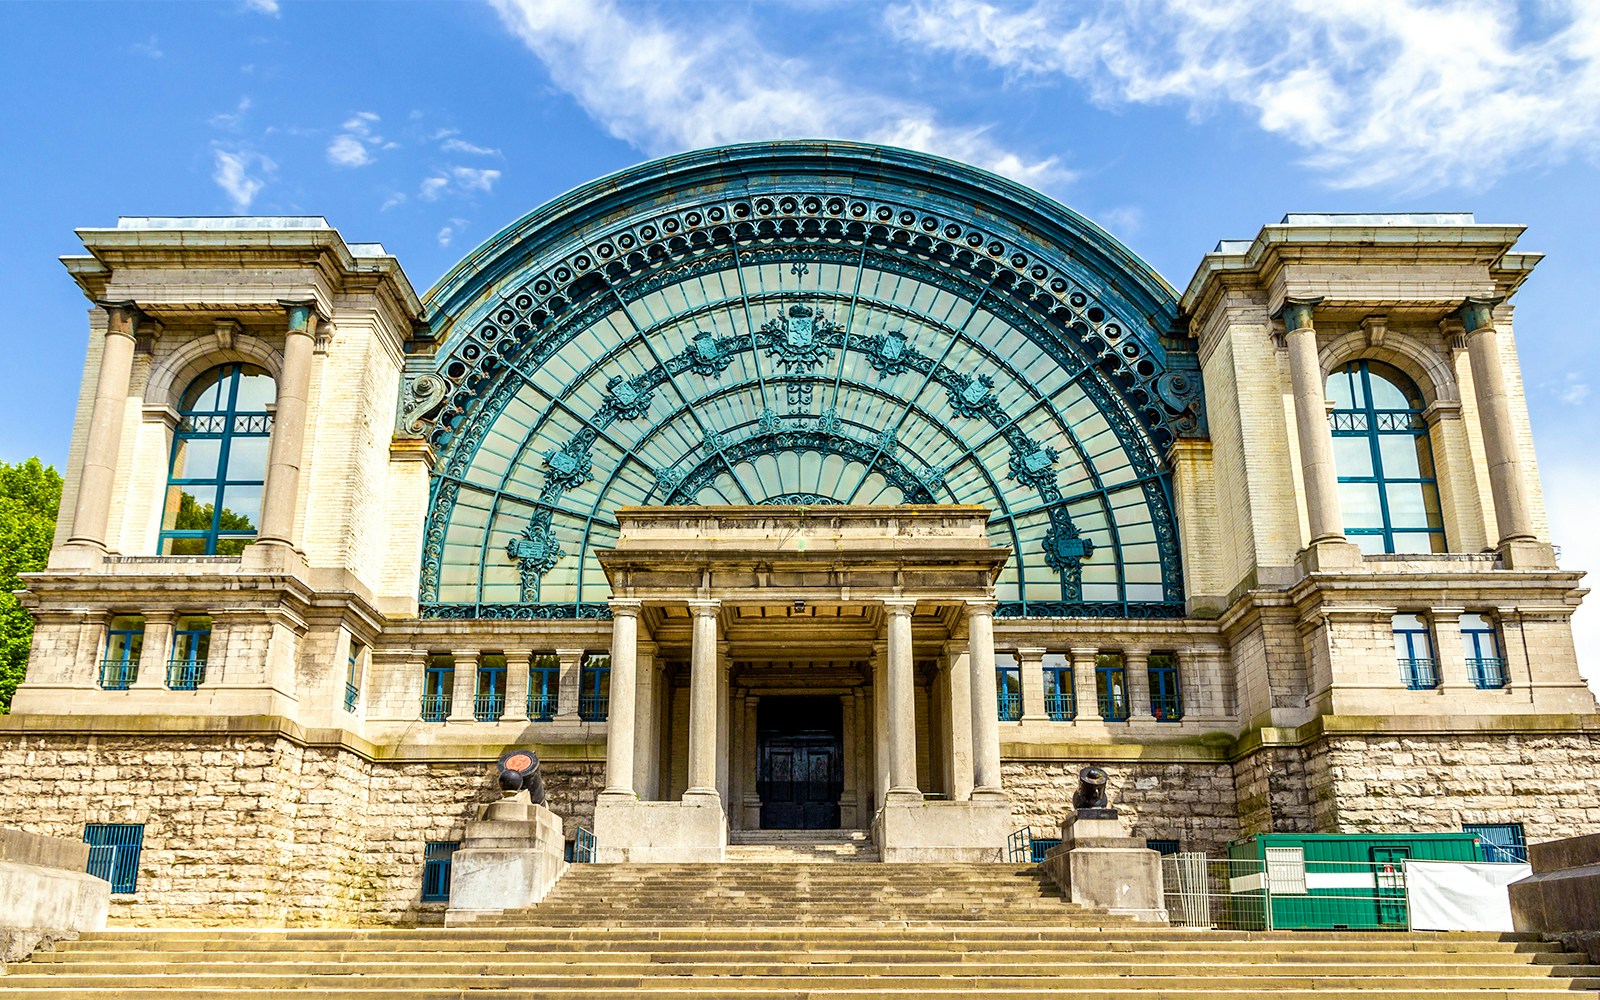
[6,862,1599,998]
[726,829,880,863]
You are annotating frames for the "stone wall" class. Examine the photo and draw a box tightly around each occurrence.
[1004,759,1242,855]
[0,734,603,926]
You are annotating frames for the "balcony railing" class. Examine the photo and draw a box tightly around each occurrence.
[474,693,505,722]
[1097,692,1129,722]
[996,691,1022,722]
[1468,657,1508,689]
[1044,690,1076,721]
[420,694,452,722]
[528,691,557,721]
[579,694,608,721]
[1150,694,1183,722]
[165,658,206,691]
[98,659,138,690]
[1399,657,1439,690]
[343,681,359,712]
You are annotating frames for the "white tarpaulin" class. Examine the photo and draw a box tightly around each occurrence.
[1405,860,1532,931]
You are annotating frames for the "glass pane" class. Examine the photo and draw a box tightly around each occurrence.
[218,485,261,531]
[1326,368,1359,409]
[1461,613,1491,632]
[215,536,254,556]
[1385,483,1431,529]
[1377,434,1425,479]
[1350,532,1386,555]
[1332,437,1374,479]
[1338,482,1384,529]
[1390,531,1437,554]
[170,438,222,482]
[1365,367,1414,409]
[168,488,217,531]
[161,535,207,556]
[224,436,270,483]
[182,368,228,411]
[232,368,276,410]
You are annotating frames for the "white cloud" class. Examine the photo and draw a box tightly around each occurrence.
[243,0,279,15]
[420,166,502,201]
[420,176,450,201]
[208,97,252,132]
[211,147,275,211]
[885,0,1600,191]
[442,138,500,156]
[131,35,163,60]
[437,218,469,247]
[486,0,1067,189]
[380,191,407,211]
[326,111,390,168]
[1546,372,1591,406]
[1542,455,1600,695]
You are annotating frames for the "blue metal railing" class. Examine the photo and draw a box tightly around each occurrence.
[343,680,359,712]
[84,823,143,893]
[1006,827,1032,862]
[528,691,557,721]
[996,691,1022,722]
[1150,693,1183,721]
[422,841,457,901]
[1400,657,1438,689]
[166,658,206,691]
[572,827,597,863]
[1097,691,1129,722]
[420,694,451,722]
[99,658,138,690]
[474,693,505,721]
[579,694,608,721]
[1045,691,1076,721]
[1468,657,1508,689]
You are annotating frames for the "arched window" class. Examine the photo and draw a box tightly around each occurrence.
[1327,361,1444,554]
[159,364,275,555]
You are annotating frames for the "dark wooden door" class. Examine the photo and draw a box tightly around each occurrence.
[758,733,842,829]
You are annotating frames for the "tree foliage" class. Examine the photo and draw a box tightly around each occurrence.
[0,458,62,712]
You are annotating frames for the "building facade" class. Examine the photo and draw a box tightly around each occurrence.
[3,142,1596,921]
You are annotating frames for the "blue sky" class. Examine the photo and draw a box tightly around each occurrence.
[2,0,1597,674]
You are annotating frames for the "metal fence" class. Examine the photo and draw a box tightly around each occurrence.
[1162,854,1421,930]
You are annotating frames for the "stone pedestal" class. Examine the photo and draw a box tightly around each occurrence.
[874,798,1012,863]
[443,796,566,926]
[0,828,109,966]
[1041,811,1167,922]
[591,796,726,863]
[1510,832,1600,963]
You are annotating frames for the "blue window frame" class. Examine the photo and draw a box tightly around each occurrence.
[1394,613,1438,689]
[344,640,363,712]
[167,615,210,690]
[529,653,560,720]
[421,841,458,901]
[995,653,1022,721]
[579,653,609,721]
[475,654,507,721]
[1043,653,1076,721]
[100,615,144,690]
[84,823,143,894]
[159,364,275,556]
[1327,361,1445,555]
[1148,651,1182,721]
[421,655,453,721]
[1464,822,1527,863]
[1146,839,1181,856]
[1095,652,1129,722]
[1462,613,1507,689]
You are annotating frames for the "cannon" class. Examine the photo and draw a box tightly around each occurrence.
[496,748,547,806]
[1071,765,1109,811]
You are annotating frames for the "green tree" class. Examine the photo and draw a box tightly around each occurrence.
[0,458,62,712]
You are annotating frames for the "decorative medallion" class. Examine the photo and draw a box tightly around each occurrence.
[704,429,728,453]
[654,466,682,493]
[876,426,898,451]
[683,331,732,377]
[506,515,565,600]
[542,441,593,490]
[762,304,834,373]
[864,331,915,378]
[947,372,997,419]
[757,407,781,435]
[601,372,654,421]
[920,465,947,492]
[815,409,842,434]
[1042,511,1095,600]
[1008,441,1059,489]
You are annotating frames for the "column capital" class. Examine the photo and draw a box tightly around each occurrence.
[687,599,721,618]
[1458,296,1504,335]
[451,649,479,662]
[1014,646,1046,659]
[1274,296,1324,333]
[500,648,534,661]
[276,298,323,334]
[95,300,144,339]
[608,598,644,619]
[882,598,917,614]
[963,598,996,617]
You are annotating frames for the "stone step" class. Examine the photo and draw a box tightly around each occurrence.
[4,988,1595,999]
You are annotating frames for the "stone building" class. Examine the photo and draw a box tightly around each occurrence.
[2,141,1594,923]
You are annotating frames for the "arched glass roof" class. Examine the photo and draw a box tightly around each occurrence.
[402,142,1204,620]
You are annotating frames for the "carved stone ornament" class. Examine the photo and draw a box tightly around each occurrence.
[400,373,449,435]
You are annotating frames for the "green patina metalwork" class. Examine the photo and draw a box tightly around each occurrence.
[403,142,1205,620]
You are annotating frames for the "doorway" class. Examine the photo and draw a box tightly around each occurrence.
[756,696,843,830]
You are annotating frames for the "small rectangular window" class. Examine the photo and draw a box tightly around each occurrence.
[168,615,211,690]
[529,653,560,721]
[1146,839,1181,856]
[579,653,610,721]
[1464,822,1527,863]
[1147,652,1182,721]
[1393,614,1438,689]
[1095,652,1128,722]
[421,654,453,722]
[1043,653,1075,721]
[344,640,364,712]
[84,823,144,894]
[421,840,458,901]
[995,653,1022,721]
[475,654,507,721]
[100,616,145,690]
[1461,614,1507,689]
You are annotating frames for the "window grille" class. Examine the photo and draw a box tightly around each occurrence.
[1461,614,1507,689]
[1464,822,1527,863]
[579,653,610,721]
[1146,839,1181,856]
[1043,654,1076,721]
[1264,846,1308,895]
[421,655,453,722]
[421,841,458,901]
[528,653,559,720]
[1147,651,1182,721]
[1095,652,1128,721]
[995,653,1022,721]
[100,616,144,690]
[475,654,507,721]
[167,615,211,690]
[159,364,275,556]
[84,823,143,894]
[1327,360,1445,555]
[1393,614,1438,689]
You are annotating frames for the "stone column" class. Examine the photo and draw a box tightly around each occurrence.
[966,600,1004,796]
[555,648,584,721]
[884,600,919,798]
[449,651,477,722]
[1125,648,1151,721]
[501,649,532,721]
[1071,647,1099,719]
[1431,608,1468,694]
[633,643,658,799]
[944,641,975,801]
[133,612,173,690]
[255,301,319,551]
[1017,647,1047,722]
[871,641,890,808]
[1281,298,1346,547]
[602,599,641,797]
[715,643,731,805]
[66,301,142,553]
[1459,299,1543,560]
[685,600,721,800]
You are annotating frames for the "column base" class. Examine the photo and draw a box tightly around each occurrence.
[1498,538,1558,570]
[48,542,108,571]
[444,795,566,926]
[874,797,1012,863]
[240,541,309,575]
[592,797,726,862]
[1296,538,1364,575]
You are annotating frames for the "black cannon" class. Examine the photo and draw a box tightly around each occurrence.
[497,748,547,806]
[1071,765,1110,811]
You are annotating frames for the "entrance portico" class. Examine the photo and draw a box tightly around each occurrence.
[591,505,1014,862]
